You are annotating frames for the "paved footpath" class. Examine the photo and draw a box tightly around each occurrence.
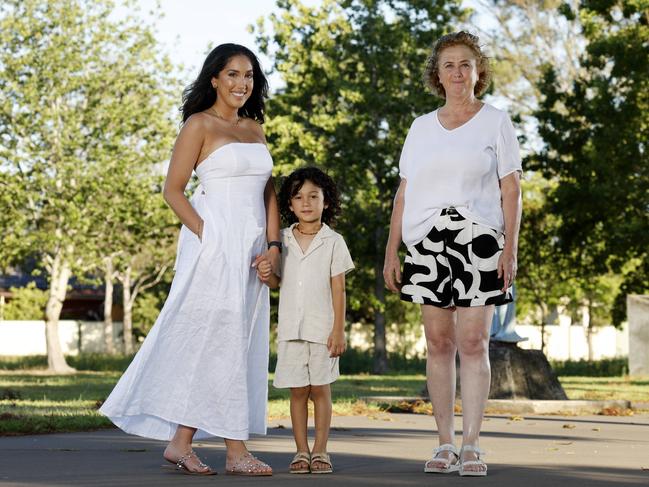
[1,413,648,486]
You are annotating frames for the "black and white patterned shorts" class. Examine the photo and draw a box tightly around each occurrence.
[400,207,513,308]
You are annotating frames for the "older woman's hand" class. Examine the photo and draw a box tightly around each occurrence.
[383,252,402,293]
[497,247,517,292]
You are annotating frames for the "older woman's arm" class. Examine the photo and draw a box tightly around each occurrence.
[499,172,522,292]
[383,179,406,293]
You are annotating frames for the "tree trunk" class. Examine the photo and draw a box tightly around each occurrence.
[122,265,134,354]
[585,300,594,361]
[539,302,547,354]
[45,252,75,373]
[103,256,115,354]
[372,224,388,374]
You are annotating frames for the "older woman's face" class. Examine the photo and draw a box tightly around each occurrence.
[438,44,480,99]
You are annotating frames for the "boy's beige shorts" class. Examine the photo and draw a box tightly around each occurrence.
[273,340,340,388]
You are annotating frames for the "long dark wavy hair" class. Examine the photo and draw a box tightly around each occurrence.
[180,43,268,123]
[278,167,341,226]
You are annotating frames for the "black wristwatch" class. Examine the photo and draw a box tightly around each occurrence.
[268,240,282,253]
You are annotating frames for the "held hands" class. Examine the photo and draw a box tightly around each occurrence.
[497,247,517,292]
[327,330,346,358]
[253,254,273,282]
[383,252,402,293]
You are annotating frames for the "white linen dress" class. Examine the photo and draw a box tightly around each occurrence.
[100,142,272,441]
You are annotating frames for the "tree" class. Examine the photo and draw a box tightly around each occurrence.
[531,0,649,324]
[254,0,464,373]
[515,173,567,351]
[112,173,176,354]
[0,0,178,371]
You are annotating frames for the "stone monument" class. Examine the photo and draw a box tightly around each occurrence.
[628,295,649,376]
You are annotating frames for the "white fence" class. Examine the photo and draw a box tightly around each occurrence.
[0,318,629,361]
[0,320,124,356]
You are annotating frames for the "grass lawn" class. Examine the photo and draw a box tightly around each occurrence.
[1,372,647,436]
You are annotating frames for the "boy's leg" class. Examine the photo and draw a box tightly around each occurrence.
[310,383,332,470]
[290,386,311,471]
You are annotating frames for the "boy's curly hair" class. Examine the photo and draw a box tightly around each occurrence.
[278,166,341,226]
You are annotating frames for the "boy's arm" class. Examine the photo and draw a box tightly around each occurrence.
[328,272,347,357]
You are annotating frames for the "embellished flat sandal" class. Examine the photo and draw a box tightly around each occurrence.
[424,443,459,474]
[225,452,273,476]
[162,450,217,476]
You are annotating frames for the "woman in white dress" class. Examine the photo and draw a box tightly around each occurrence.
[100,44,280,476]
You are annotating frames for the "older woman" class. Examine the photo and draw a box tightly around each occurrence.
[383,31,522,477]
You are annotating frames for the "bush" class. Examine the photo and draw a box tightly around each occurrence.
[2,282,48,320]
[550,357,629,377]
[0,354,135,372]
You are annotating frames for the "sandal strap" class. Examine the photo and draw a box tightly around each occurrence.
[433,443,459,457]
[228,453,271,473]
[291,452,311,465]
[310,452,332,467]
[460,445,485,456]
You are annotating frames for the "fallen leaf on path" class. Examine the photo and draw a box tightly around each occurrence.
[562,424,576,429]
[592,427,601,431]
[510,415,524,421]
[599,407,634,416]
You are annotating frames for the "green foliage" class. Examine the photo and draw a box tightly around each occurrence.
[2,283,48,320]
[551,357,629,377]
[531,1,649,323]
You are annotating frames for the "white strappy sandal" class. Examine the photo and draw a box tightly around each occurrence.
[459,445,487,477]
[424,443,459,473]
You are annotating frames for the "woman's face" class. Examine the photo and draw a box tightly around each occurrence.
[212,55,254,109]
[437,44,480,99]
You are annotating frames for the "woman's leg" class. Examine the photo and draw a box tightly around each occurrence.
[164,424,212,473]
[422,305,458,466]
[456,304,494,473]
[290,386,311,471]
[310,384,332,471]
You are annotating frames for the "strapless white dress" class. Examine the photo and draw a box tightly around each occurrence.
[100,142,272,441]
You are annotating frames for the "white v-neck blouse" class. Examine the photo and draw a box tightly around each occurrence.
[398,103,522,247]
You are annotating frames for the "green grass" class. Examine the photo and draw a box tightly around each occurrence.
[558,376,649,402]
[1,371,648,436]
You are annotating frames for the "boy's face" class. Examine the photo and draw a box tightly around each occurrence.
[289,179,327,225]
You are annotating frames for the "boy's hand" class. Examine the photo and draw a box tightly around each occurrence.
[327,330,346,358]
[253,254,273,282]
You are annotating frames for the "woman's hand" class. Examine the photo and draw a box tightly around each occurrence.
[497,247,517,292]
[327,330,346,357]
[383,251,402,293]
[253,254,273,282]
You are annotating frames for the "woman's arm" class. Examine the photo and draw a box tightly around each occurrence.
[383,178,406,293]
[499,171,522,292]
[162,116,205,239]
[328,272,347,357]
[264,177,281,272]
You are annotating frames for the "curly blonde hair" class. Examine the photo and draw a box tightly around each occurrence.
[423,31,491,98]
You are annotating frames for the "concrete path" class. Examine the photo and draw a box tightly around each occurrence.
[1,413,648,486]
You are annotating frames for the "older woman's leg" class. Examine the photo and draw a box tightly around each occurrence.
[456,305,494,473]
[422,305,457,467]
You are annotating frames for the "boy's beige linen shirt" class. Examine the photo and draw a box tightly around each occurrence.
[277,223,354,344]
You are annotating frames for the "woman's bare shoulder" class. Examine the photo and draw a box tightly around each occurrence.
[240,117,266,143]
